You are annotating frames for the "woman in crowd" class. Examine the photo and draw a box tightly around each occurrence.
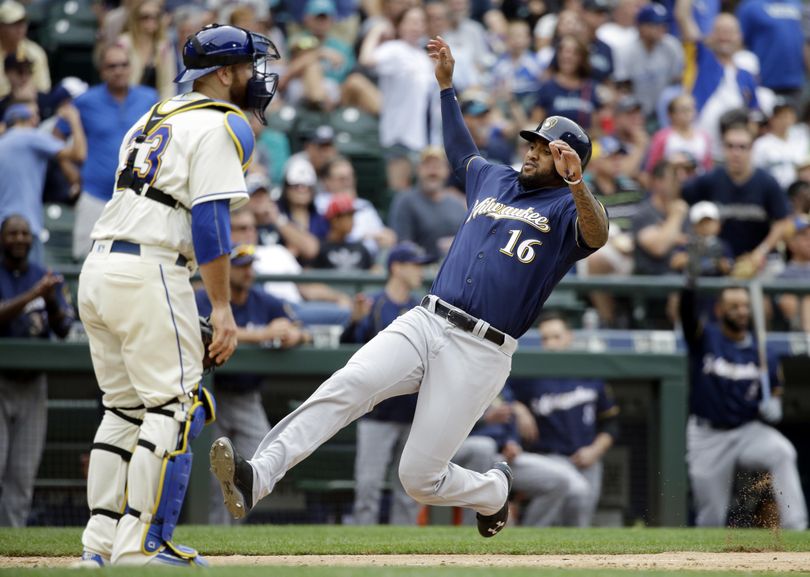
[645,93,713,173]
[532,34,602,131]
[116,0,176,99]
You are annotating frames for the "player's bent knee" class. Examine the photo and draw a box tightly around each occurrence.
[566,475,591,501]
[398,459,442,502]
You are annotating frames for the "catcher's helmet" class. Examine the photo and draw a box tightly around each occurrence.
[174,24,280,123]
[520,116,592,169]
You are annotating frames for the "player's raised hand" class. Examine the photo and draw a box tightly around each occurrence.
[426,36,454,90]
[208,304,238,365]
[549,140,583,185]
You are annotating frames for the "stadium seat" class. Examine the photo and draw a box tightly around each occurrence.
[38,0,98,84]
[42,203,76,266]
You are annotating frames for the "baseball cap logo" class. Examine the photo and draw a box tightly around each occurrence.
[543,117,558,129]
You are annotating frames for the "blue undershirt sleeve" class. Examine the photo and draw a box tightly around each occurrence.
[440,88,480,185]
[191,199,232,265]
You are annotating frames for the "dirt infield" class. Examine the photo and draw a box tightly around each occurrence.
[3,552,810,571]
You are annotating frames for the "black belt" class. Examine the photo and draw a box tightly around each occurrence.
[110,240,188,267]
[693,416,737,431]
[421,296,506,347]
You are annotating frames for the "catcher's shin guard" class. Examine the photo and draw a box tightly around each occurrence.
[82,403,144,559]
[116,385,215,564]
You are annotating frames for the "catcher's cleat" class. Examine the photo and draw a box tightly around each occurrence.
[148,547,209,567]
[476,462,512,538]
[210,437,254,519]
[72,550,108,568]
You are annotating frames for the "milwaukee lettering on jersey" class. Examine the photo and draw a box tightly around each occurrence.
[531,386,598,416]
[467,197,551,233]
[701,354,760,381]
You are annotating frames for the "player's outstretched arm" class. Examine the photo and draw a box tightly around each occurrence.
[550,141,608,248]
[427,36,481,187]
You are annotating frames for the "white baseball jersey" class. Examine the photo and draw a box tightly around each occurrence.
[91,92,250,261]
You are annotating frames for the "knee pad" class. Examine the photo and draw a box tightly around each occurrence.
[87,404,145,522]
[127,385,215,558]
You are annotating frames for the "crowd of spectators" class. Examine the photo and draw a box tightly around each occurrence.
[1,0,809,330]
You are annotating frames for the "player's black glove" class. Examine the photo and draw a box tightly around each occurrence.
[200,316,223,374]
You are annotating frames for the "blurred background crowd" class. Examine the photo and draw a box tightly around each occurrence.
[0,0,809,531]
[1,0,810,330]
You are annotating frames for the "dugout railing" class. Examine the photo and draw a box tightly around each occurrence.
[0,341,688,526]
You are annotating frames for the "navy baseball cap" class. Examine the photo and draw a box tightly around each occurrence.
[637,3,668,24]
[387,242,437,268]
[230,243,257,266]
[3,103,32,125]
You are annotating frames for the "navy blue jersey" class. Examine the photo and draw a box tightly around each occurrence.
[509,377,617,456]
[681,168,789,257]
[0,263,74,339]
[195,286,292,392]
[687,323,780,427]
[342,290,419,345]
[535,78,601,130]
[431,160,597,338]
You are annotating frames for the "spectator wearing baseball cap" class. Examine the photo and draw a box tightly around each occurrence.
[0,52,47,122]
[287,125,337,192]
[670,201,733,277]
[613,3,683,119]
[317,156,397,258]
[309,193,374,271]
[278,157,328,259]
[0,100,87,264]
[301,0,355,85]
[0,1,51,98]
[461,96,513,166]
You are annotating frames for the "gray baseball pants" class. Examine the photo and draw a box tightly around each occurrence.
[0,374,47,527]
[687,416,807,529]
[250,304,516,516]
[209,389,270,525]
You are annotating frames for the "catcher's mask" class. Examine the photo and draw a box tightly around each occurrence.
[175,24,280,125]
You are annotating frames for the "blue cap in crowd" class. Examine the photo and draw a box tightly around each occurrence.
[636,3,668,25]
[306,0,336,17]
[387,242,437,269]
[462,99,490,117]
[3,103,33,125]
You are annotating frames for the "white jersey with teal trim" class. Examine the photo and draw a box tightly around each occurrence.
[90,92,250,261]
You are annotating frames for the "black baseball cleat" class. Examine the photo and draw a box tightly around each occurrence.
[476,462,512,538]
[210,437,254,519]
